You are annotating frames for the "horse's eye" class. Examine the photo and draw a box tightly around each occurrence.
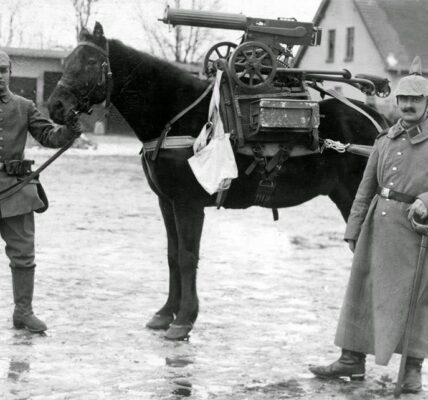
[87,58,97,65]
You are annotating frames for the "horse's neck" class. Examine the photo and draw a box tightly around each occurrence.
[108,40,209,142]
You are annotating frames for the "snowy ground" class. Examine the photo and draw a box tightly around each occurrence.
[0,134,426,399]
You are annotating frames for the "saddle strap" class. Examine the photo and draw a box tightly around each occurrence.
[141,136,195,155]
[254,146,290,209]
[151,81,215,161]
[311,84,384,133]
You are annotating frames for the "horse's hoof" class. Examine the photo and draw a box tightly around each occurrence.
[165,323,193,340]
[146,314,174,330]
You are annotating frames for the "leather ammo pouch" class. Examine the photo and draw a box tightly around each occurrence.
[4,159,35,176]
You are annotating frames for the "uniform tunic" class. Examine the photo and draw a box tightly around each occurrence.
[0,91,75,269]
[0,91,75,218]
[335,117,428,365]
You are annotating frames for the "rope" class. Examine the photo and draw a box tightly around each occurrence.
[320,139,373,158]
[320,139,349,153]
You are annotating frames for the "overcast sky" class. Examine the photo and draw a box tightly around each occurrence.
[0,0,322,51]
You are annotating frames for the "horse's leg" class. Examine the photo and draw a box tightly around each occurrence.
[165,202,204,340]
[146,197,181,330]
[328,183,354,221]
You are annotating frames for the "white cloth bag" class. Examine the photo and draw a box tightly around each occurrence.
[188,71,238,195]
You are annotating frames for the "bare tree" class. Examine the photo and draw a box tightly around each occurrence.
[0,0,27,47]
[136,0,223,64]
[70,0,100,41]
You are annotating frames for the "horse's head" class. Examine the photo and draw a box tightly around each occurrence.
[48,22,111,124]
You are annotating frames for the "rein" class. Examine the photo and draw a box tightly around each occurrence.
[0,138,75,201]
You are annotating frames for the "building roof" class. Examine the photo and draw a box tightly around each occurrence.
[1,47,69,60]
[1,46,202,74]
[294,0,428,74]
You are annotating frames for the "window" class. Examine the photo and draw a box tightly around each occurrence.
[327,29,335,62]
[10,77,37,103]
[345,27,355,61]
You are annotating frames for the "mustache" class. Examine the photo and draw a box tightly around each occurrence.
[402,107,416,113]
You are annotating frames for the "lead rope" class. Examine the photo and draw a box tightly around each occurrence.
[320,138,374,158]
[320,139,349,153]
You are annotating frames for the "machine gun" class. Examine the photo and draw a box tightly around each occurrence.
[160,7,390,148]
[160,7,391,98]
[161,6,322,90]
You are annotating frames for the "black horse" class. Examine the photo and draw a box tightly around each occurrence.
[48,23,389,340]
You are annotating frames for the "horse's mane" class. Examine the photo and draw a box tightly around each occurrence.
[108,39,207,92]
[107,39,210,141]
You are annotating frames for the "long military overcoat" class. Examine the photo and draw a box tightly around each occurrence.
[0,91,75,218]
[335,118,428,365]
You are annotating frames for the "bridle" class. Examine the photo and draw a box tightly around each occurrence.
[58,40,113,115]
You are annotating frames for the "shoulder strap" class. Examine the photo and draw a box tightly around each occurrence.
[376,128,389,139]
[311,85,384,133]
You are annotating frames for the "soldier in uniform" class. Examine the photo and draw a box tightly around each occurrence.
[0,49,81,333]
[309,56,428,394]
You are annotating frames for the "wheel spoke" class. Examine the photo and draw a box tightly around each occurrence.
[242,51,252,62]
[255,70,265,81]
[238,71,248,79]
[249,72,255,86]
[257,52,269,62]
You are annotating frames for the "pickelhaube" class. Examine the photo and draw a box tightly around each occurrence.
[395,56,428,97]
[0,50,10,67]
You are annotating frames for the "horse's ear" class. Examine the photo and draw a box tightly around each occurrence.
[93,22,104,39]
[79,27,91,42]
[93,22,107,47]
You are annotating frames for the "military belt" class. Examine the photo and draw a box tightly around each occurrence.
[377,186,416,204]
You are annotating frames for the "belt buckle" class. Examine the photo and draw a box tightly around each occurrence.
[381,187,390,199]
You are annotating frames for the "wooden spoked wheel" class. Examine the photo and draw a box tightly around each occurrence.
[229,41,277,91]
[203,41,237,77]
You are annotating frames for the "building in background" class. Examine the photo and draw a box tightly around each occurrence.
[294,0,428,119]
[4,47,67,111]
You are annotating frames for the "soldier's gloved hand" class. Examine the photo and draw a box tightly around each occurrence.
[407,199,428,221]
[347,239,356,253]
[64,110,83,139]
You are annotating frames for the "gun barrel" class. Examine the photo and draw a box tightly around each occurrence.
[161,7,248,30]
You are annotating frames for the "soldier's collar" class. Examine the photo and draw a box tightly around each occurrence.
[388,118,428,144]
[0,89,12,103]
[387,120,406,139]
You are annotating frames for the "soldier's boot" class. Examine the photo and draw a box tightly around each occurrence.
[309,349,366,380]
[12,268,47,333]
[402,357,423,394]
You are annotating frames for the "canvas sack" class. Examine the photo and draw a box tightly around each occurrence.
[188,71,238,195]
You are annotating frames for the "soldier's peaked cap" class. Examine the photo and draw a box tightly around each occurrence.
[395,56,428,97]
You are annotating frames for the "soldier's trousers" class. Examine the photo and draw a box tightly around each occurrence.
[0,212,35,269]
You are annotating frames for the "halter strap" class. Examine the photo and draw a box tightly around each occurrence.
[58,39,113,112]
[77,40,109,56]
